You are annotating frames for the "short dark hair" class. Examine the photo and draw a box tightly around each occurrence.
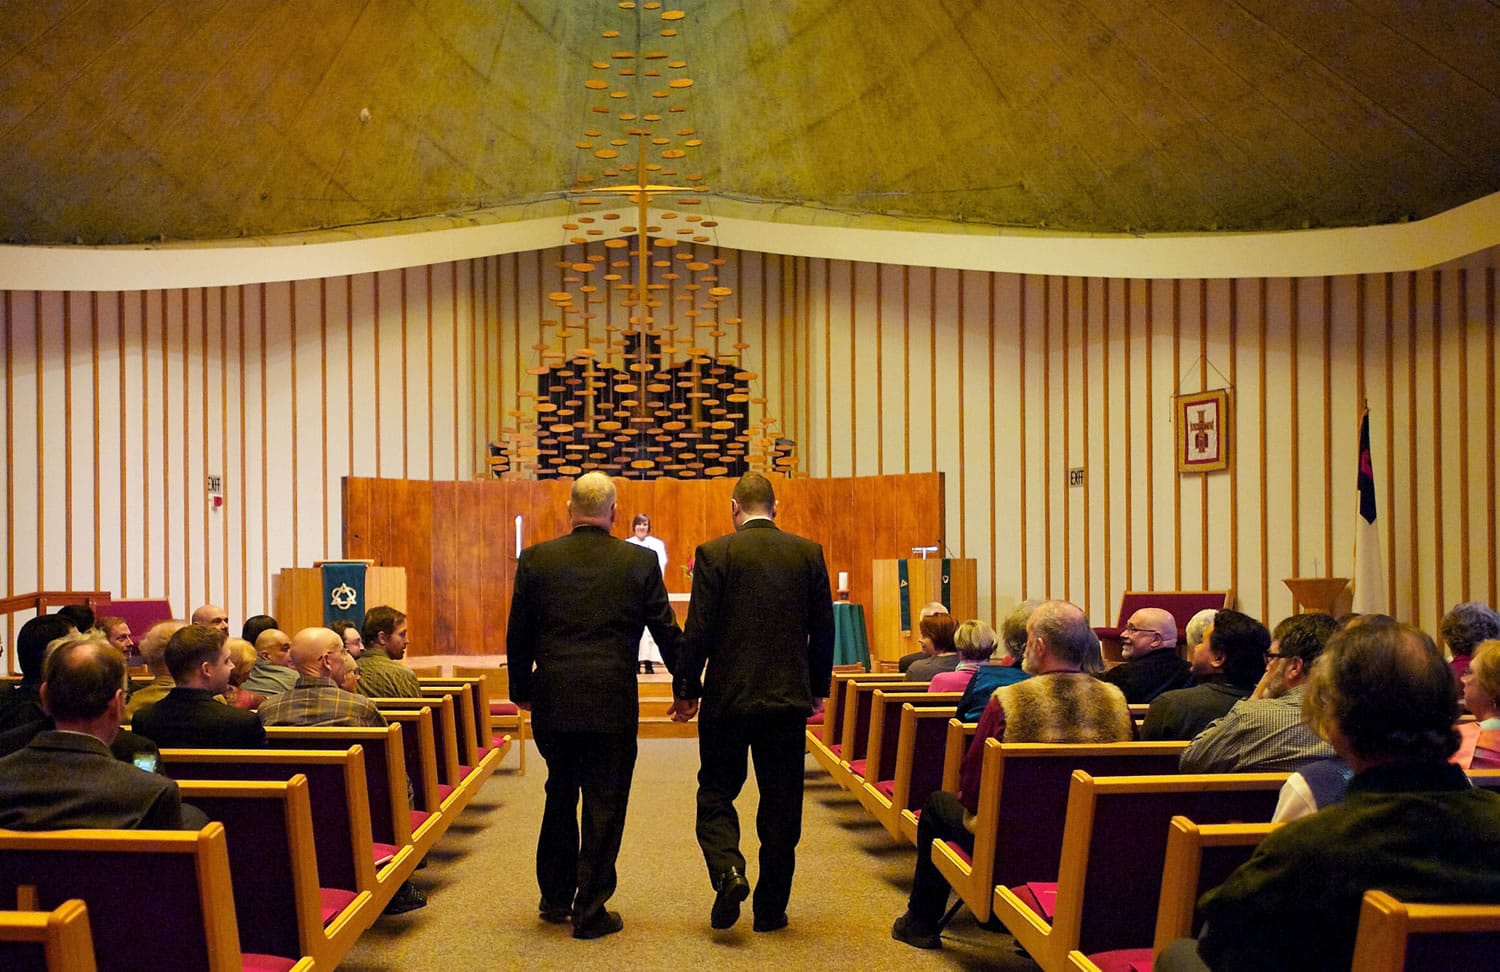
[43,640,126,721]
[1272,613,1339,665]
[732,472,775,514]
[632,513,650,529]
[1441,602,1500,658]
[17,614,79,680]
[919,613,958,654]
[330,620,359,638]
[361,606,406,647]
[1305,620,1458,764]
[164,624,227,681]
[1210,609,1272,689]
[56,604,96,633]
[242,614,280,644]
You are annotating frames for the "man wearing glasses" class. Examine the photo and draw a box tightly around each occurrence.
[1099,607,1190,703]
[1179,613,1339,773]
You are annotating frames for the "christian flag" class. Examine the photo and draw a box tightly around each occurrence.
[1351,407,1386,613]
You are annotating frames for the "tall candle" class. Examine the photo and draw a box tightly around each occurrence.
[838,571,849,591]
[515,515,523,557]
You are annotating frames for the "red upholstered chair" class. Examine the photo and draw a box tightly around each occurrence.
[1094,591,1232,665]
[0,899,97,972]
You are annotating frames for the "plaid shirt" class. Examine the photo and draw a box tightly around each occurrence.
[259,676,387,728]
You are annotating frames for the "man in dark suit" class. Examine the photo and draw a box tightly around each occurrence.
[0,638,188,830]
[506,471,682,941]
[674,472,835,933]
[131,624,266,749]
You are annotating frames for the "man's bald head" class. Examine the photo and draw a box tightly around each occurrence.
[289,627,345,679]
[1122,607,1179,660]
[255,628,293,667]
[191,604,230,634]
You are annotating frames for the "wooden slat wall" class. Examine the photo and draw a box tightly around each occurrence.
[1,241,1497,652]
[343,472,943,656]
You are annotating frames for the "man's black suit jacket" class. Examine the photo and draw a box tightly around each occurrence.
[506,524,681,735]
[130,687,266,749]
[0,730,183,830]
[677,518,835,719]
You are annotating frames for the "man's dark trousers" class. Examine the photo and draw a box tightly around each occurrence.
[533,727,637,927]
[696,711,807,918]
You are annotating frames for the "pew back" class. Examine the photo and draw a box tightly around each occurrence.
[1351,889,1500,972]
[0,900,96,972]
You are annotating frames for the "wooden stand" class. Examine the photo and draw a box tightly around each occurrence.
[870,558,977,666]
[273,563,407,634]
[1283,577,1352,617]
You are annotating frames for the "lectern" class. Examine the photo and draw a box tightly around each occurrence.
[870,558,978,665]
[273,561,407,635]
[1283,577,1352,617]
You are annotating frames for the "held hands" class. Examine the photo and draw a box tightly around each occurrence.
[668,698,700,723]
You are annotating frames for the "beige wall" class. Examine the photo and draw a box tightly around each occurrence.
[2,242,1497,646]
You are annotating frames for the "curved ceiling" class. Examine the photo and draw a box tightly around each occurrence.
[3,0,1499,245]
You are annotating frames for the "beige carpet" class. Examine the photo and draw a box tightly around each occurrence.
[339,738,1041,970]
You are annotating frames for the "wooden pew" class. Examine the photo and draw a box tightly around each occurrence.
[808,670,909,777]
[451,666,527,775]
[898,717,977,845]
[419,679,514,785]
[850,691,960,792]
[159,745,417,915]
[263,725,447,861]
[832,677,927,791]
[991,769,1285,972]
[371,695,488,816]
[861,702,960,842]
[0,824,313,972]
[379,707,443,815]
[0,899,97,972]
[931,740,1189,922]
[1350,890,1500,971]
[178,776,375,970]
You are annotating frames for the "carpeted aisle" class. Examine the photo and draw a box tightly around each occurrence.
[339,738,1040,971]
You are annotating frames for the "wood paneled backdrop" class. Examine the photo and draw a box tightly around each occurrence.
[343,473,944,657]
[2,241,1497,655]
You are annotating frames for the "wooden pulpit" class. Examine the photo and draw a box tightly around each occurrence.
[272,561,407,635]
[1283,577,1352,617]
[870,558,978,666]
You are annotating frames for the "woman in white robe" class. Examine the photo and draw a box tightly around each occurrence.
[626,513,668,674]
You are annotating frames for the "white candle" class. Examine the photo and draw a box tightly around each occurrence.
[515,515,523,558]
[838,571,849,591]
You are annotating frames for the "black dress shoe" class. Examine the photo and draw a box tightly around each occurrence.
[572,910,624,940]
[752,912,788,933]
[383,881,428,915]
[891,911,941,949]
[538,897,572,924]
[711,868,750,930]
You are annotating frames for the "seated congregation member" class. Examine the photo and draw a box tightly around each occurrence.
[240,627,299,696]
[260,627,386,728]
[97,614,139,665]
[222,637,265,710]
[331,619,365,658]
[1464,640,1500,729]
[1157,618,1500,972]
[0,613,77,732]
[55,603,98,637]
[1098,606,1189,703]
[1179,613,1338,773]
[124,620,186,719]
[190,603,230,635]
[131,624,266,749]
[1142,609,1269,741]
[241,613,280,646]
[356,606,422,698]
[906,613,960,682]
[1443,600,1500,684]
[891,600,1132,950]
[0,638,191,830]
[1183,607,1216,656]
[928,620,996,693]
[897,602,950,674]
[955,601,1035,721]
